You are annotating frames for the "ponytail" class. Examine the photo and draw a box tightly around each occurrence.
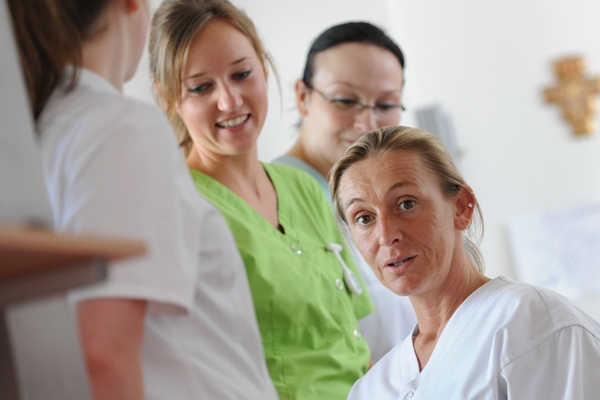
[6,0,109,120]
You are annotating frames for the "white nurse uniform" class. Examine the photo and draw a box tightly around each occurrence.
[38,68,278,400]
[348,276,600,400]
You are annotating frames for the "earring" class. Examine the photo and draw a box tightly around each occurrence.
[467,203,474,208]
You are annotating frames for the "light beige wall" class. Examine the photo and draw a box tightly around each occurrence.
[126,0,600,319]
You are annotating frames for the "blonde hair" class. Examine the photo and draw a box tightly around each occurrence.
[330,126,485,273]
[149,0,275,156]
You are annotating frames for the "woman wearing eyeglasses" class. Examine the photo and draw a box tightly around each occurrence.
[275,22,417,362]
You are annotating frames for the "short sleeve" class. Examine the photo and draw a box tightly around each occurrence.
[500,324,600,399]
[55,100,199,314]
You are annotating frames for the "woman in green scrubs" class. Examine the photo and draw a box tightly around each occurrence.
[149,1,373,399]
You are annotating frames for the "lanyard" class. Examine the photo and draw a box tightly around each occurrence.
[326,243,363,296]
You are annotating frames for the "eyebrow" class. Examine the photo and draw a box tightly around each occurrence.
[386,181,411,194]
[343,181,411,211]
[184,57,249,81]
[327,81,403,95]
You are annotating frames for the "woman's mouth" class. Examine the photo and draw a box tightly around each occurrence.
[216,114,249,128]
[386,255,416,267]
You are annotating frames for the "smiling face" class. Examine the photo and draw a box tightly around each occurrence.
[177,20,268,160]
[296,42,404,176]
[338,151,468,298]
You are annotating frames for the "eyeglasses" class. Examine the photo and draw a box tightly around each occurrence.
[308,85,405,120]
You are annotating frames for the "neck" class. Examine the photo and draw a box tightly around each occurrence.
[186,145,263,190]
[286,130,330,179]
[187,145,279,229]
[80,11,129,91]
[410,259,489,340]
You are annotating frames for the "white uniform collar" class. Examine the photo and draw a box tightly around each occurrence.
[61,66,121,96]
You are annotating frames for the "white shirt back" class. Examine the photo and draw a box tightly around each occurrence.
[38,69,278,400]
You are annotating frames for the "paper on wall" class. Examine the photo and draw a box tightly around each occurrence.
[507,203,600,301]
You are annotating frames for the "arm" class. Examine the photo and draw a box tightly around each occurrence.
[500,325,600,399]
[77,299,147,400]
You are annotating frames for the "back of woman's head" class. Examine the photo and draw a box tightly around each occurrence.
[330,126,485,272]
[149,0,271,156]
[6,0,111,120]
[301,21,405,87]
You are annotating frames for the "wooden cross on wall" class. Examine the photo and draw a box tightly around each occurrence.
[543,56,600,136]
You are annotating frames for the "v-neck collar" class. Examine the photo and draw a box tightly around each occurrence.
[407,278,500,379]
[189,163,287,235]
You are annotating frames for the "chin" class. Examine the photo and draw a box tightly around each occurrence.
[332,146,348,162]
[341,141,354,150]
[386,277,417,297]
[227,142,257,156]
[389,286,411,297]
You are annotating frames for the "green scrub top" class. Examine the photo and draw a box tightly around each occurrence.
[190,163,374,400]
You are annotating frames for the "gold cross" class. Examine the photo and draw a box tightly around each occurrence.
[543,56,600,136]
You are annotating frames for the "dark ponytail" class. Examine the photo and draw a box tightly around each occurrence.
[6,0,110,120]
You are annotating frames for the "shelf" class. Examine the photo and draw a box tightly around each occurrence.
[0,225,147,399]
[0,226,146,283]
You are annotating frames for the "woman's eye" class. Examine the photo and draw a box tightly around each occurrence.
[399,200,416,210]
[188,83,211,94]
[375,103,400,111]
[332,98,359,108]
[356,214,373,225]
[233,69,252,80]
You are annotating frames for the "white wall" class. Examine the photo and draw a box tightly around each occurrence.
[0,0,52,226]
[1,2,94,398]
[127,0,600,317]
[386,0,600,319]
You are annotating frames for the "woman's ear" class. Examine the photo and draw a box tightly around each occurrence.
[123,0,140,13]
[295,79,310,117]
[454,185,476,231]
[153,81,169,112]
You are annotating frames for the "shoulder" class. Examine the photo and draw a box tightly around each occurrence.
[264,163,324,197]
[486,276,594,325]
[264,162,315,181]
[40,76,171,147]
[480,277,574,324]
[478,277,600,356]
[493,280,600,397]
[264,162,333,216]
[39,84,178,169]
[272,155,320,179]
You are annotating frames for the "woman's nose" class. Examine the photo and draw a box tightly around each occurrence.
[217,84,242,111]
[377,217,402,247]
[353,107,379,133]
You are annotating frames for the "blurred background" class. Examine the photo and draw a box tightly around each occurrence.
[127,0,600,319]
